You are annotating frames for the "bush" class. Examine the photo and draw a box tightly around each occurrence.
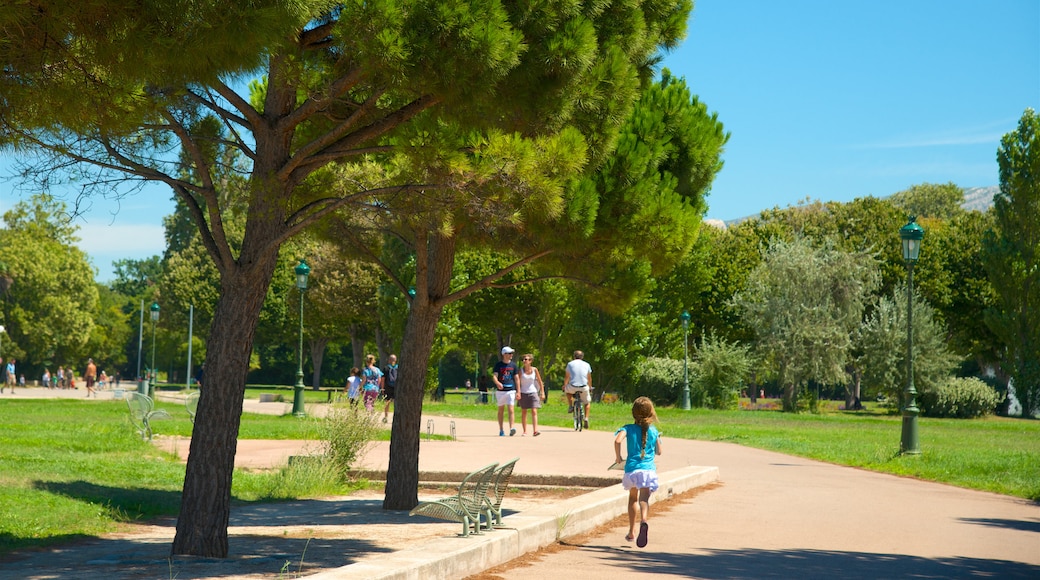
[318,403,381,479]
[693,333,752,410]
[920,377,1001,418]
[625,357,691,406]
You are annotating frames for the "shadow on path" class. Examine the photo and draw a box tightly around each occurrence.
[575,544,1040,579]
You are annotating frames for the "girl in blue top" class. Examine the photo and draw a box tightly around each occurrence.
[613,396,662,548]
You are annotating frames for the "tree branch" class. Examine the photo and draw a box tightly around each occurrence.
[438,249,554,307]
[284,94,441,184]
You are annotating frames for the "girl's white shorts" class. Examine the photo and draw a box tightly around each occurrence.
[622,469,659,492]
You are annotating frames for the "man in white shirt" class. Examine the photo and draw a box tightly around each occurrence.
[564,350,592,428]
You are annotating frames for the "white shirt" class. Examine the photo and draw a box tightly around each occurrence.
[519,368,539,394]
[565,359,591,386]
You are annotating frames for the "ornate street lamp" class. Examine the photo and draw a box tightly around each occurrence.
[680,310,692,410]
[899,216,924,455]
[149,302,160,397]
[292,259,311,417]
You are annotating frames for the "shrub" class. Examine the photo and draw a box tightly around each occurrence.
[626,357,691,406]
[318,403,380,479]
[920,377,1001,418]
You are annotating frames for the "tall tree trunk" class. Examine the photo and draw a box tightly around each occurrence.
[782,382,797,412]
[382,300,444,509]
[384,230,455,510]
[309,338,328,389]
[349,324,365,371]
[375,326,390,367]
[171,254,277,557]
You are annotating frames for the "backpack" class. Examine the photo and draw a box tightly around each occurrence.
[384,364,398,386]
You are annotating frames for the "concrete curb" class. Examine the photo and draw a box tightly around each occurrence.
[349,469,623,489]
[306,464,719,580]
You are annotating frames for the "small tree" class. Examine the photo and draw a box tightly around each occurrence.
[693,333,752,409]
[856,286,959,407]
[733,237,879,412]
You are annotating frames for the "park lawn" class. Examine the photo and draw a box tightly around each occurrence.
[421,397,1040,501]
[0,398,357,554]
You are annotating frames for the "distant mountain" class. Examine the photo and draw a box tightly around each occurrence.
[961,186,1000,212]
[714,185,1000,229]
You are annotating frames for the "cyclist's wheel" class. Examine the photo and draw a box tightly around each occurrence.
[574,402,584,431]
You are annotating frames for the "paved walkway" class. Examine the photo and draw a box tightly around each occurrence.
[4,387,1039,579]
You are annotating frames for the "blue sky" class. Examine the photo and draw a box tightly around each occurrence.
[1,0,1038,281]
[666,0,1039,222]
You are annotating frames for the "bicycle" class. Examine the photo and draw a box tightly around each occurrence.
[571,388,588,431]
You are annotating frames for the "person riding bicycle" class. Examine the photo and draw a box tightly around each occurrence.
[564,350,592,429]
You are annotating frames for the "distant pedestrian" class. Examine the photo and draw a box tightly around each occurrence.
[56,367,65,389]
[84,358,97,398]
[613,396,662,548]
[382,354,398,424]
[194,364,204,389]
[99,370,108,389]
[42,368,51,389]
[518,354,545,436]
[362,355,383,412]
[4,358,16,392]
[492,346,518,436]
[345,367,362,408]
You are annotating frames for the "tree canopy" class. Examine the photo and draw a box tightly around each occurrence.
[0,195,98,369]
[983,108,1040,417]
[0,0,702,557]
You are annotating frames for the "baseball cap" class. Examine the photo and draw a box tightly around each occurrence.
[501,346,515,355]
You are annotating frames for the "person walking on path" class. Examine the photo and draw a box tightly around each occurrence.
[564,350,592,428]
[614,396,662,548]
[492,346,519,436]
[381,354,398,424]
[4,358,17,393]
[84,358,98,398]
[344,367,363,407]
[518,353,546,436]
[361,355,383,412]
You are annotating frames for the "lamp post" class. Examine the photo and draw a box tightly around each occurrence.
[136,300,144,382]
[680,310,691,410]
[149,302,160,398]
[0,324,5,360]
[292,259,311,418]
[899,216,924,455]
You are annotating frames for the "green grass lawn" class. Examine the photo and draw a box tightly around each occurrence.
[0,397,354,554]
[1,395,1037,555]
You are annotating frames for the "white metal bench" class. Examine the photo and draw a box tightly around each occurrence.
[409,462,498,536]
[125,392,171,440]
